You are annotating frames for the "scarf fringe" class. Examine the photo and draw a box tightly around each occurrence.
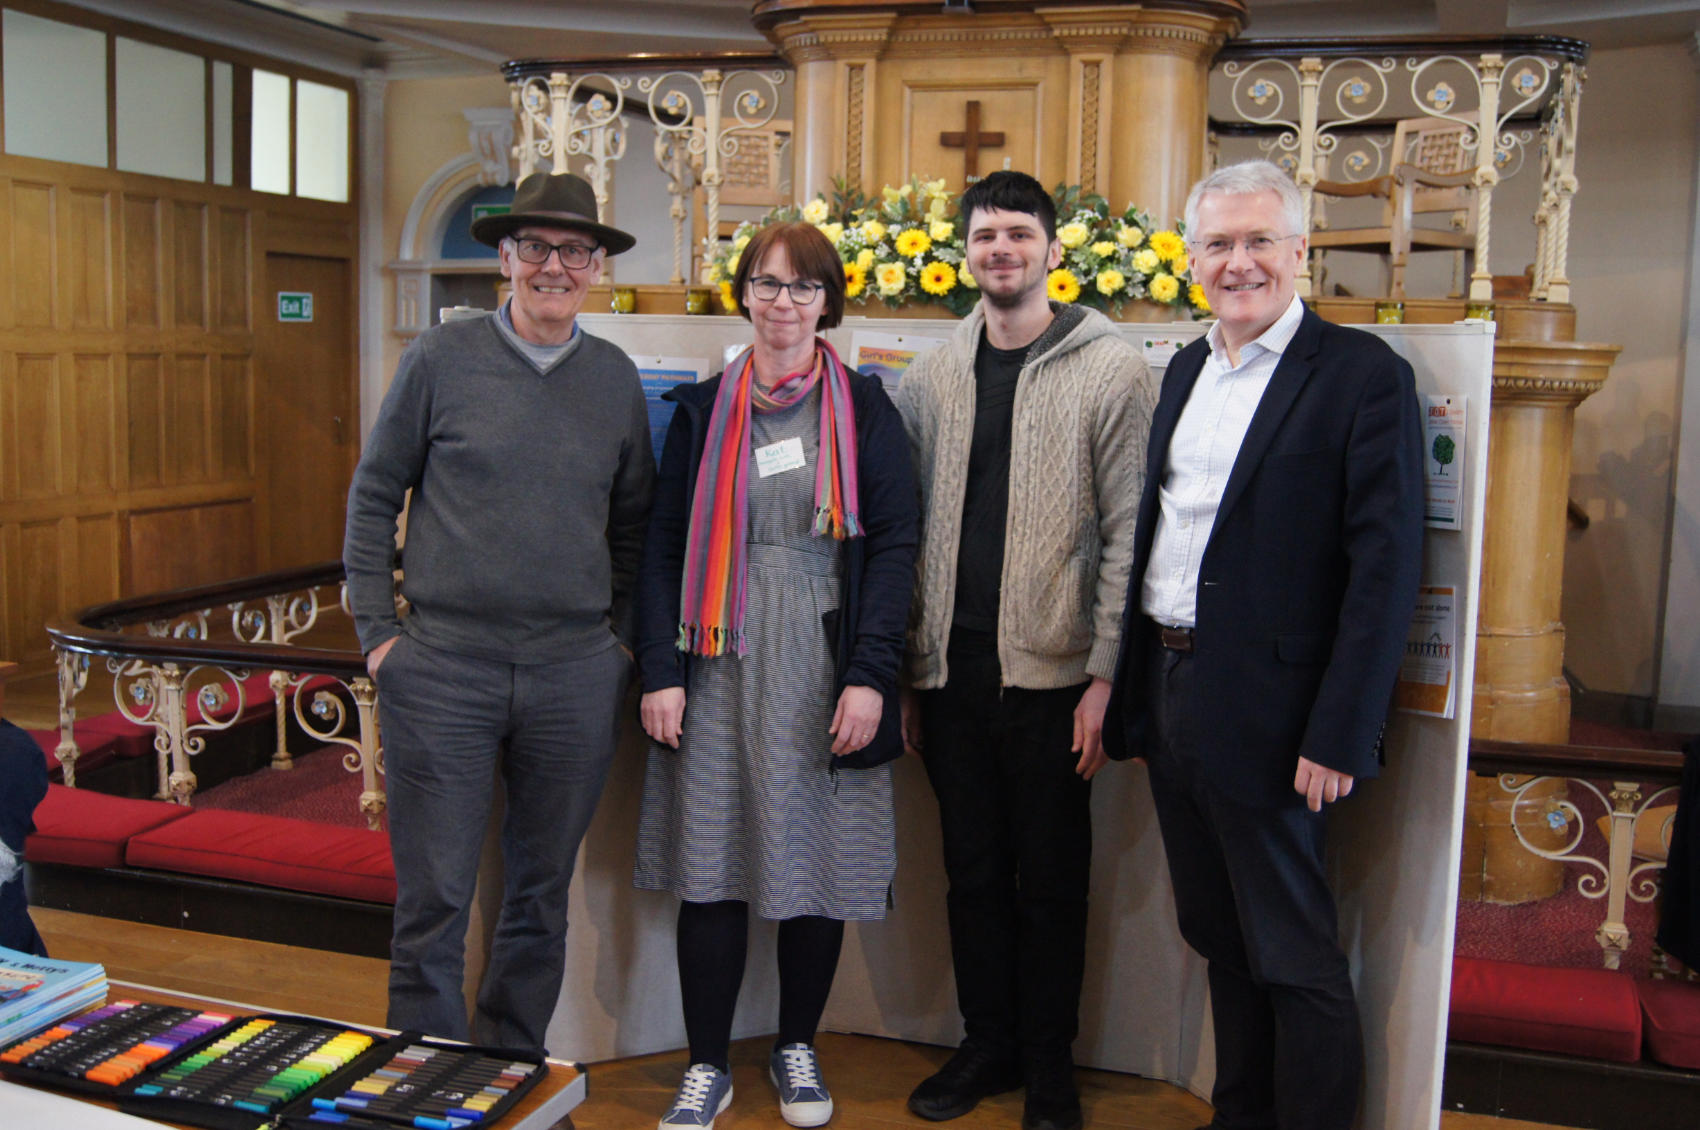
[677,621,746,658]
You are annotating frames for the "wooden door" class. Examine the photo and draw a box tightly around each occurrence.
[257,253,355,570]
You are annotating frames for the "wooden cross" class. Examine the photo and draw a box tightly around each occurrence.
[939,100,1005,179]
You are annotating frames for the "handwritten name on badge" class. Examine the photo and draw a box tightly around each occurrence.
[755,437,806,478]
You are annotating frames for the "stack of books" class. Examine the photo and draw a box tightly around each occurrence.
[0,944,106,1046]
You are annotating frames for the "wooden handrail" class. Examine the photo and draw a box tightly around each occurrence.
[1469,737,1687,782]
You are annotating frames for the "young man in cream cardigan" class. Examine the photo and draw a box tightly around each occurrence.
[897,170,1155,1130]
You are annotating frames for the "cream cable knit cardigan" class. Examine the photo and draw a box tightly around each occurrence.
[897,302,1156,691]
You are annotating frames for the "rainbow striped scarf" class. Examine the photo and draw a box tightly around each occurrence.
[677,339,862,657]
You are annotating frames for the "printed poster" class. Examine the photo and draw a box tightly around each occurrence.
[1394,584,1458,718]
[630,355,711,465]
[1424,394,1466,530]
[850,330,950,394]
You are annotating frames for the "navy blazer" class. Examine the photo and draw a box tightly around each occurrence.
[634,368,919,768]
[1104,305,1425,805]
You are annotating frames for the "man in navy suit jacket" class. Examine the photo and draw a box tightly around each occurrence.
[1105,161,1424,1130]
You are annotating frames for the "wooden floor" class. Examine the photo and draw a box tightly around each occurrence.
[29,908,1569,1130]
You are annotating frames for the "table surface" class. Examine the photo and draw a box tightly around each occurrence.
[4,980,585,1130]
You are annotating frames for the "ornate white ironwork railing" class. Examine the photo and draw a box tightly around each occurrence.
[1211,35,1589,302]
[502,56,791,286]
[1472,739,1685,971]
[45,563,385,831]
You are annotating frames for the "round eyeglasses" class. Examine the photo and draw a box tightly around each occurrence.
[747,276,825,304]
[511,238,598,268]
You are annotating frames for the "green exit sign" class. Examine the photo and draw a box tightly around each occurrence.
[277,291,314,322]
[471,203,510,222]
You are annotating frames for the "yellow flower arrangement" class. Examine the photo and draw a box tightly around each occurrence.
[1149,273,1180,303]
[718,279,738,313]
[929,219,955,242]
[1057,221,1090,249]
[959,264,978,289]
[1189,283,1210,312]
[1172,251,1189,276]
[894,228,932,258]
[1132,248,1160,274]
[1117,225,1145,248]
[1149,229,1186,262]
[817,222,844,246]
[920,261,957,296]
[1096,268,1126,296]
[705,261,722,283]
[1047,268,1081,303]
[875,261,907,298]
[726,251,741,276]
[845,261,868,299]
[855,248,875,271]
[733,233,750,253]
[1090,241,1117,258]
[862,219,887,242]
[801,198,830,225]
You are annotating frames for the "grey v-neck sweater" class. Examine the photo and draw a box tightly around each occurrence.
[343,314,655,661]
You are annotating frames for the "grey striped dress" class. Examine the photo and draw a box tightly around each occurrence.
[633,390,895,920]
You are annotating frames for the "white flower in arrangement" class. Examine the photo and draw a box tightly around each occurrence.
[802,198,831,225]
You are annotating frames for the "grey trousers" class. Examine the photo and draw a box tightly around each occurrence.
[376,632,627,1052]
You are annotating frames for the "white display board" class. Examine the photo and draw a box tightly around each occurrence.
[459,313,1489,1130]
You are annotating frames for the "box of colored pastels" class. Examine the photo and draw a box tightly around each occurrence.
[271,1035,547,1129]
[0,998,238,1098]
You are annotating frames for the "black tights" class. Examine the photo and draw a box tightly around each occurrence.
[676,899,845,1073]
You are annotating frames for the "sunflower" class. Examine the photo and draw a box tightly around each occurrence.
[875,261,907,298]
[1046,268,1081,303]
[919,260,957,296]
[1096,268,1126,296]
[1189,283,1210,312]
[1149,273,1180,303]
[845,261,868,299]
[894,228,932,258]
[1149,229,1186,262]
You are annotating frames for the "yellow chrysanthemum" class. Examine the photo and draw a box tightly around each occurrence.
[801,198,830,225]
[718,280,738,313]
[856,248,876,271]
[1150,229,1186,262]
[919,260,957,296]
[1132,248,1160,274]
[929,219,955,242]
[705,261,722,284]
[1090,241,1117,259]
[1117,225,1145,248]
[895,228,932,258]
[817,222,845,246]
[844,261,867,299]
[862,219,887,242]
[1172,251,1189,276]
[959,264,978,289]
[875,261,907,297]
[1150,273,1180,303]
[1096,268,1125,296]
[1189,283,1210,312]
[1047,268,1081,303]
[1057,221,1090,250]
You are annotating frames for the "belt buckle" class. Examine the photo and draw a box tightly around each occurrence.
[1159,624,1194,653]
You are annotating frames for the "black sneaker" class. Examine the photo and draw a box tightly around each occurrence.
[907,1043,1022,1121]
[1022,1054,1081,1130]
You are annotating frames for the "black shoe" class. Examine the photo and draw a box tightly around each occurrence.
[1021,1054,1081,1130]
[907,1043,1022,1121]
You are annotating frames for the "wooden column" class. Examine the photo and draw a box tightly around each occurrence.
[1462,338,1618,903]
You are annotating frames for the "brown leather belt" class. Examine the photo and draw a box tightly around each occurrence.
[1156,623,1195,652]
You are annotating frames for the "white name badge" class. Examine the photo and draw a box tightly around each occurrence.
[755,436,807,478]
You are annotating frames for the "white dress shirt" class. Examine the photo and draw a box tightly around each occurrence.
[1141,293,1306,627]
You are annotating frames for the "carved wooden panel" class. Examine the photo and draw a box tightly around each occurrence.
[167,352,210,485]
[74,513,120,614]
[123,195,162,329]
[899,82,1043,189]
[173,201,207,329]
[126,500,255,594]
[214,354,251,479]
[69,188,112,330]
[9,353,62,500]
[215,207,250,331]
[72,353,114,494]
[126,352,163,489]
[11,181,56,329]
[5,520,62,663]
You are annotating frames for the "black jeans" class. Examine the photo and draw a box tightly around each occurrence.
[919,630,1091,1061]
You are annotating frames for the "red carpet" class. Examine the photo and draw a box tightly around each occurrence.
[193,745,378,831]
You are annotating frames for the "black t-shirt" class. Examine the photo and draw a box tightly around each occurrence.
[952,330,1028,634]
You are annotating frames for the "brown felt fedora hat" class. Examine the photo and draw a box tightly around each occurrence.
[470,171,636,255]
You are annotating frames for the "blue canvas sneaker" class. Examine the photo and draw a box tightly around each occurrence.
[659,1063,733,1130]
[768,1042,833,1127]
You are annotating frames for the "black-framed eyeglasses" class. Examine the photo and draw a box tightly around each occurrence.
[511,237,598,268]
[747,276,825,304]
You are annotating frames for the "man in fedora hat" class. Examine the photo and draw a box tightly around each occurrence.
[344,171,654,1052]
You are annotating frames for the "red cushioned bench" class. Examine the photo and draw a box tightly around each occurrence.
[1449,955,1643,1062]
[125,809,395,905]
[1638,977,1700,1070]
[26,784,192,869]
